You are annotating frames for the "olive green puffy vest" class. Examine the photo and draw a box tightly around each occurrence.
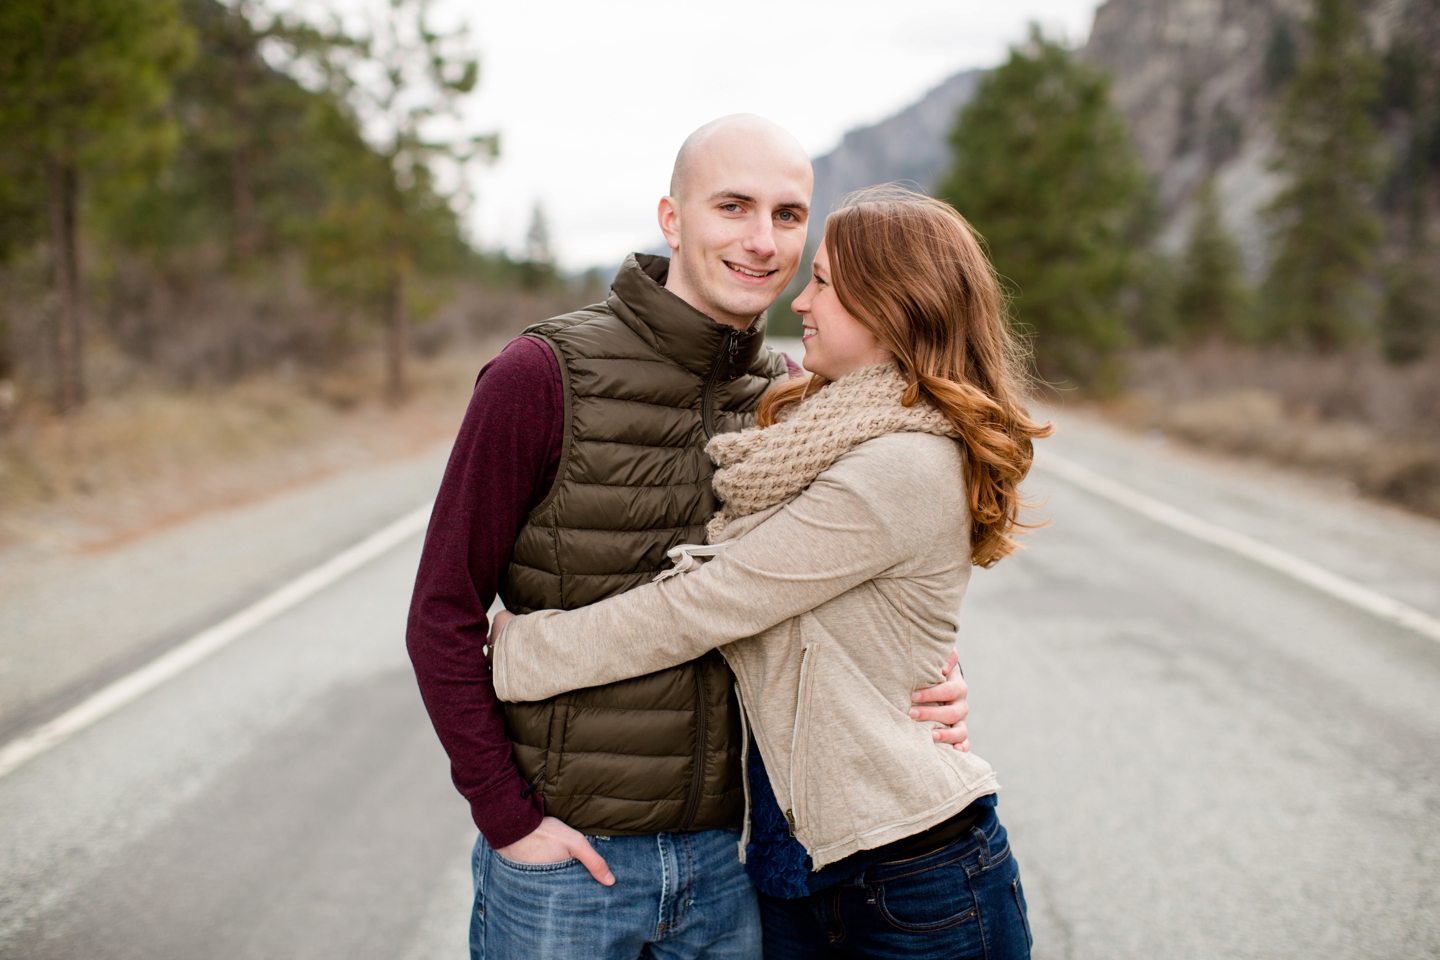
[499,254,789,835]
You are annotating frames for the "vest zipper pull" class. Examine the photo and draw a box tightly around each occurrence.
[785,808,797,837]
[727,332,739,380]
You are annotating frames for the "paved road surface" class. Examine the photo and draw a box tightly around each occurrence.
[2,395,1438,959]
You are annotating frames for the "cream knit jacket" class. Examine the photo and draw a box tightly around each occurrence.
[493,363,999,868]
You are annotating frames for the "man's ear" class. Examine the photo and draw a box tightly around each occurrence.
[657,196,682,252]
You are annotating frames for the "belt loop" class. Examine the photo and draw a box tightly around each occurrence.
[973,823,991,866]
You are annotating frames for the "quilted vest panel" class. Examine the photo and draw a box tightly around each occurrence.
[499,254,788,835]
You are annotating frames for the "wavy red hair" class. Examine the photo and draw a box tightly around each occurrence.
[759,185,1053,568]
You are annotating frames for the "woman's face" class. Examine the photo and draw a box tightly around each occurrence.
[791,242,894,381]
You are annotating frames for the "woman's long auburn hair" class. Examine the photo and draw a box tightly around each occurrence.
[758,185,1054,568]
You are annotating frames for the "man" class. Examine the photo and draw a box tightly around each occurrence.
[407,115,970,960]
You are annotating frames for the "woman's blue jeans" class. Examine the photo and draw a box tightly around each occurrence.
[758,808,1033,959]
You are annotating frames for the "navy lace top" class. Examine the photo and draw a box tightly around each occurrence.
[744,742,820,898]
[743,739,997,899]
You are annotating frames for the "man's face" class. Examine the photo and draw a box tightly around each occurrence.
[660,128,812,328]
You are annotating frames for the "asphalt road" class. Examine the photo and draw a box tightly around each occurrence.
[2,400,1438,959]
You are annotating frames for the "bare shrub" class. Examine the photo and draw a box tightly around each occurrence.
[1126,343,1440,438]
[408,282,589,360]
[100,253,354,388]
[1119,343,1440,515]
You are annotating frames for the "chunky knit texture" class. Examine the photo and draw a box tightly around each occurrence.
[706,362,960,542]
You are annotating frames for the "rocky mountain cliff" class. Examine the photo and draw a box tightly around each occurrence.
[808,69,982,224]
[1084,0,1306,270]
[805,0,1433,277]
[1085,0,1426,274]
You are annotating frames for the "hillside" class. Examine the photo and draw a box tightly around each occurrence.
[807,69,983,225]
[771,69,982,316]
[786,0,1440,517]
[804,0,1433,275]
[1084,0,1303,270]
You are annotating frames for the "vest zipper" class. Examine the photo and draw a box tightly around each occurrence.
[680,663,708,829]
[701,329,741,440]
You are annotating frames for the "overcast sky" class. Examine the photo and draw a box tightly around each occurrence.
[293,0,1107,270]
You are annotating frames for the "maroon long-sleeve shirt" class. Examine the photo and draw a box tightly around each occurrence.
[408,335,801,848]
[407,337,561,847]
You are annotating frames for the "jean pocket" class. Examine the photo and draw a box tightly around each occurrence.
[875,855,981,933]
[491,851,579,873]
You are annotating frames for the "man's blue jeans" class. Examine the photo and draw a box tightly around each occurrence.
[470,828,761,960]
[756,806,1033,959]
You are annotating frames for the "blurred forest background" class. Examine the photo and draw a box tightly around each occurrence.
[0,0,1438,547]
[0,0,599,544]
[772,0,1440,517]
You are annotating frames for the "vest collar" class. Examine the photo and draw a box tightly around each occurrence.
[608,253,770,380]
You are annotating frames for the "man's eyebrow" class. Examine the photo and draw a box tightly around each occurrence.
[704,190,810,215]
[707,190,757,204]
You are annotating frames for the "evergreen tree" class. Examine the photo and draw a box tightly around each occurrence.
[525,202,554,266]
[274,0,495,402]
[1379,255,1437,362]
[1265,20,1298,91]
[98,0,377,262]
[1375,11,1440,363]
[937,28,1152,386]
[1262,0,1383,350]
[1175,178,1249,343]
[0,0,193,411]
[518,201,561,291]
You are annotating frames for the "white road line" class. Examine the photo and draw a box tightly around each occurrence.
[0,501,434,781]
[1036,452,1440,644]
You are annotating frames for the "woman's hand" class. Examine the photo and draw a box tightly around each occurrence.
[495,816,614,885]
[489,609,515,647]
[910,650,970,752]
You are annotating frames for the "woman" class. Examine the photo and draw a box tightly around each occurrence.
[490,185,1053,959]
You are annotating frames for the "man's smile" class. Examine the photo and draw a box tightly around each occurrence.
[723,260,777,281]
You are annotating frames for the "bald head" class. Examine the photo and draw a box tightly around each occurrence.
[657,114,812,330]
[669,114,812,201]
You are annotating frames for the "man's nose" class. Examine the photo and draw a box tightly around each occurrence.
[743,216,777,259]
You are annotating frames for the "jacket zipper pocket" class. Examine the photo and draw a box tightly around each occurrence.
[735,683,753,861]
[679,662,708,829]
[786,646,809,838]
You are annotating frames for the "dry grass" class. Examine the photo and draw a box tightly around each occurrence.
[0,271,595,555]
[0,339,502,555]
[1104,344,1440,517]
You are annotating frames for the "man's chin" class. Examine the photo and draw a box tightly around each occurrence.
[713,281,784,318]
[720,294,779,325]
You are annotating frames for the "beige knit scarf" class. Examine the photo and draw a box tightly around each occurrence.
[705,362,960,543]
